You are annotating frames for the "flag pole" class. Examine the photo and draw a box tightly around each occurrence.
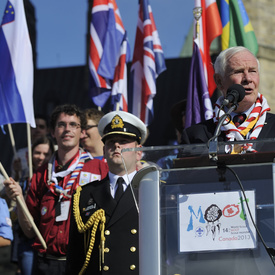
[193,7,202,39]
[7,124,17,157]
[116,102,120,111]
[0,162,47,250]
[27,124,33,179]
[8,124,22,180]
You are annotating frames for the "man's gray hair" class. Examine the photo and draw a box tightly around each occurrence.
[214,46,260,76]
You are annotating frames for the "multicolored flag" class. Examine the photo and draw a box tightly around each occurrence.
[185,39,213,129]
[219,0,258,55]
[129,0,166,126]
[110,33,129,111]
[89,0,130,108]
[0,0,35,127]
[194,0,222,97]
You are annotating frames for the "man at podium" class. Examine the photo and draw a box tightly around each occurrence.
[181,46,275,153]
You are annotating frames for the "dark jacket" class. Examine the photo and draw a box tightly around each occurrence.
[66,176,139,275]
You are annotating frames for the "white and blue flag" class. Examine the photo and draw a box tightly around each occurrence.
[0,0,35,127]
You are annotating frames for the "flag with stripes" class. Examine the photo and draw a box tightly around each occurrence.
[219,0,258,55]
[110,33,129,111]
[0,0,35,127]
[129,0,166,125]
[194,0,222,97]
[89,0,130,108]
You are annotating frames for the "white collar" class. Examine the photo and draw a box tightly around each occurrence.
[227,103,255,118]
[109,171,137,190]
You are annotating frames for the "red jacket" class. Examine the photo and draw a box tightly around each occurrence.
[26,155,108,256]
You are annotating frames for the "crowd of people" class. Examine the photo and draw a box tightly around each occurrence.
[1,46,275,274]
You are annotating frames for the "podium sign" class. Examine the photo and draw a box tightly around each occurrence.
[178,191,256,252]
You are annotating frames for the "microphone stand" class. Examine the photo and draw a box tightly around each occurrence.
[208,103,238,161]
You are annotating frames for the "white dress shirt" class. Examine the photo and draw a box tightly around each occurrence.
[109,171,137,198]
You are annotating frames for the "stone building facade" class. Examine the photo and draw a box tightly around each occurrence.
[245,0,275,110]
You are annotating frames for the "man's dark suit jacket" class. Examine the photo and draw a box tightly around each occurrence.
[66,176,139,275]
[181,113,275,152]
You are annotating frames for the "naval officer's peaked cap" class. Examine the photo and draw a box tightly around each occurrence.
[98,111,147,144]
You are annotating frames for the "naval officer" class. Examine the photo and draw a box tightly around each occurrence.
[66,110,147,275]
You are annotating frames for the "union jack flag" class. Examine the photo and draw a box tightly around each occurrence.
[129,0,166,125]
[110,33,129,111]
[89,0,130,108]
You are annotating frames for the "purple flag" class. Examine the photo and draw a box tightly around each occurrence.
[185,39,213,129]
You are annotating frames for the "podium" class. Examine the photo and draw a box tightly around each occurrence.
[129,139,275,275]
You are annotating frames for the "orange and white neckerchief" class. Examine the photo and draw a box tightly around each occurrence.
[213,93,270,153]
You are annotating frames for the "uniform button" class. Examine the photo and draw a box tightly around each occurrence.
[105,230,110,236]
[131,229,137,234]
[130,265,136,270]
[103,265,109,271]
[130,246,136,252]
[104,247,110,253]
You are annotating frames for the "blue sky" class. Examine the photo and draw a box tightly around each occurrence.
[0,0,194,69]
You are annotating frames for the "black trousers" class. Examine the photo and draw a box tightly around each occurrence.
[36,256,66,275]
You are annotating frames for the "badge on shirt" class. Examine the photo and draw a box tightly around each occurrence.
[6,217,12,227]
[41,206,47,216]
[79,172,101,186]
[55,201,70,222]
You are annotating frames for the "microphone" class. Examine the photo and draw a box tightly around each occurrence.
[222,84,246,106]
[208,84,245,161]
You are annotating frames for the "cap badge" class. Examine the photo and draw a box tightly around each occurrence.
[111,115,124,129]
